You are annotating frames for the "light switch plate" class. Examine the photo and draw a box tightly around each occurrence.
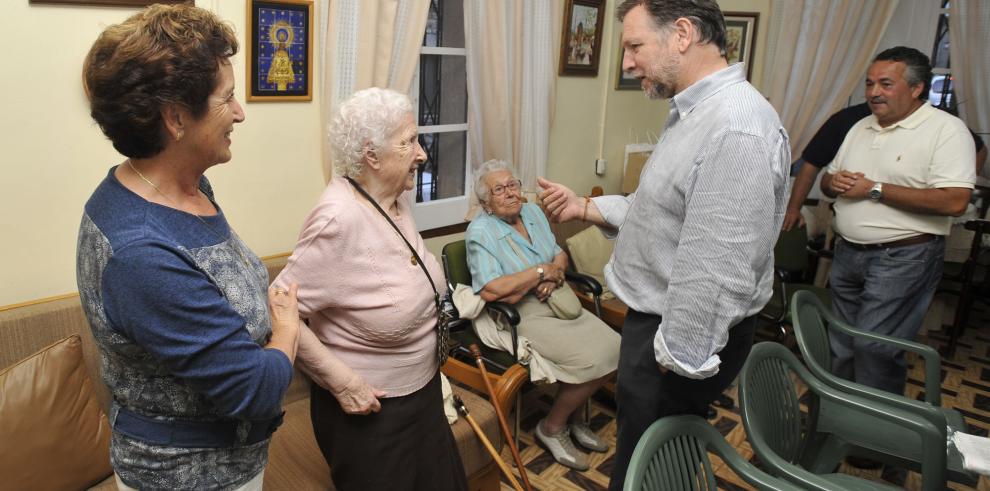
[595,158,606,175]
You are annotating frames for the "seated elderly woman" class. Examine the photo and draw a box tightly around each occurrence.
[465,159,620,471]
[274,87,465,490]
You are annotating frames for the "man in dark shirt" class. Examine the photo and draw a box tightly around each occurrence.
[784,103,987,231]
[783,103,871,230]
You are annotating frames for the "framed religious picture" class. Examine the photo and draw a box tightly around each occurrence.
[559,0,605,76]
[246,0,314,102]
[723,12,759,81]
[29,0,189,5]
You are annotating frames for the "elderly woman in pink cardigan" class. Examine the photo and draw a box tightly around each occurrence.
[273,88,466,491]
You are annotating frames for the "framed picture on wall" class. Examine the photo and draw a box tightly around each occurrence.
[614,44,639,90]
[246,0,314,102]
[559,0,605,76]
[723,12,759,81]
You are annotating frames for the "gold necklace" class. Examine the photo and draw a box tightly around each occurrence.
[126,160,253,269]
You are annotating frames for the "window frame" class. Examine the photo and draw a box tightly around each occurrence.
[928,1,953,109]
[409,14,471,232]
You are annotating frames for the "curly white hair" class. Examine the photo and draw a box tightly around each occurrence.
[328,87,413,178]
[473,159,517,207]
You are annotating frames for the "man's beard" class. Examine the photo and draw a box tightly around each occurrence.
[642,57,679,99]
[644,78,675,99]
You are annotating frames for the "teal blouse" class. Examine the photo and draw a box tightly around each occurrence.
[465,203,563,293]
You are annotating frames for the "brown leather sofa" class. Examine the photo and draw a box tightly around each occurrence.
[0,255,525,491]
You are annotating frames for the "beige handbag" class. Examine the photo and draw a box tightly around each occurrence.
[547,282,583,320]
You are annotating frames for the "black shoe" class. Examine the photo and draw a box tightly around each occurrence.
[706,405,717,419]
[881,465,908,486]
[846,456,883,470]
[712,394,734,410]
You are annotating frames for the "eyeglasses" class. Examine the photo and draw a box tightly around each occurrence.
[491,179,522,197]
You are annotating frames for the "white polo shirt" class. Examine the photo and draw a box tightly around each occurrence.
[827,103,975,244]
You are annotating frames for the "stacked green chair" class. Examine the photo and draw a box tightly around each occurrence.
[622,415,805,491]
[760,226,831,334]
[738,342,946,491]
[790,290,978,487]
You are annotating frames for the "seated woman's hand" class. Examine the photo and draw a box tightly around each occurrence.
[332,372,387,415]
[535,280,558,301]
[544,262,566,285]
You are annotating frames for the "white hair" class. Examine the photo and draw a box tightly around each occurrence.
[473,159,517,206]
[328,87,413,178]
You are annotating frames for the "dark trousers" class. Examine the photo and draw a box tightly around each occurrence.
[608,310,757,491]
[310,371,468,491]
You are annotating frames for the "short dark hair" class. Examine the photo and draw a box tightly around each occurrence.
[83,4,238,158]
[616,0,727,54]
[873,46,932,100]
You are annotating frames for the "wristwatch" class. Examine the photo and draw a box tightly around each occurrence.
[869,182,884,202]
[536,266,545,283]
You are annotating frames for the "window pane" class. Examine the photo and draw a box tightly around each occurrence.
[422,0,465,48]
[416,131,466,203]
[418,55,467,126]
[928,74,955,110]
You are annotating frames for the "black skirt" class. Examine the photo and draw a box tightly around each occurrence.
[310,371,468,491]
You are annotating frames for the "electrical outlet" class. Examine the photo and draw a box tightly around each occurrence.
[595,158,606,175]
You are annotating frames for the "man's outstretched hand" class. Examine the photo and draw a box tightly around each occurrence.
[537,177,583,223]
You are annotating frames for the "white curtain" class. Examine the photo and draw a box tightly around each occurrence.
[949,0,990,134]
[319,0,432,179]
[761,0,898,156]
[464,0,561,195]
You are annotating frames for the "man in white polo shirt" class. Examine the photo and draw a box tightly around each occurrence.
[821,46,975,396]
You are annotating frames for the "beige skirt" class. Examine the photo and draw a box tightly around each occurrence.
[513,295,620,384]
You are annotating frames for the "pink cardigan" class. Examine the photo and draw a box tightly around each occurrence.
[275,178,444,397]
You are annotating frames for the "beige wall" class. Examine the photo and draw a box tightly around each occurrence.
[0,1,326,306]
[1,0,771,306]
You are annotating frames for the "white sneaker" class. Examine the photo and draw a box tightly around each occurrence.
[535,419,590,471]
[570,422,608,452]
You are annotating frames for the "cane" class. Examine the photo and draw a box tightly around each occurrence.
[469,344,533,491]
[453,395,524,491]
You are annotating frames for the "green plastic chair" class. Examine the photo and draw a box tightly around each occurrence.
[790,290,978,487]
[442,240,520,371]
[622,415,804,491]
[442,239,604,369]
[738,342,945,491]
[760,227,832,332]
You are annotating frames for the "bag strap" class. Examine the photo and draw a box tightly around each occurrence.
[504,236,535,268]
[346,177,441,307]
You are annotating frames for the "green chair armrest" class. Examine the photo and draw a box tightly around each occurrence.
[482,301,520,361]
[565,270,603,297]
[810,295,942,406]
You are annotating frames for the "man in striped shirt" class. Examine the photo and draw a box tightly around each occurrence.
[539,1,788,488]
